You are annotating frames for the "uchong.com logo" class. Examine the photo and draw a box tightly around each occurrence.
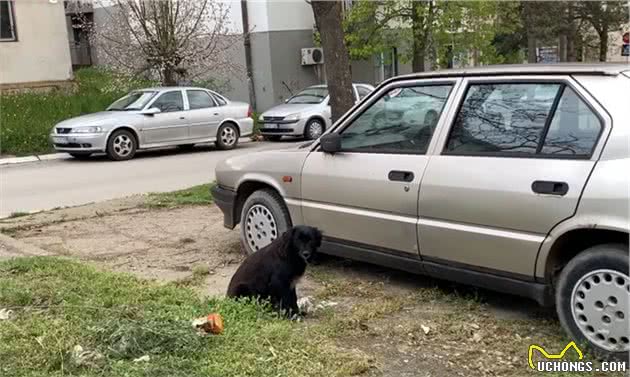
[528,341,627,373]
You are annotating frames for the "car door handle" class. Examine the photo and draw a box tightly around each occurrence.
[531,180,569,196]
[388,170,414,182]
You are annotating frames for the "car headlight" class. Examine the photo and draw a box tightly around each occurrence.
[284,113,300,122]
[258,114,264,121]
[72,126,104,133]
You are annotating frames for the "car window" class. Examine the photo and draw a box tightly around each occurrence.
[212,93,227,106]
[339,84,453,154]
[357,86,372,100]
[287,87,328,104]
[445,83,561,155]
[151,91,184,113]
[540,87,601,156]
[108,91,157,111]
[187,90,216,110]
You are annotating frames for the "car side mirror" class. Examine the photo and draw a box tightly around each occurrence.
[320,133,341,154]
[141,107,161,116]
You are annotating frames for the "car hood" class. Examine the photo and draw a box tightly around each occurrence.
[54,111,139,128]
[262,103,323,117]
[215,146,311,194]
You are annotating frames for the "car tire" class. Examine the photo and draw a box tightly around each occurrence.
[69,152,92,160]
[106,129,137,161]
[304,119,325,140]
[215,123,239,150]
[555,243,629,360]
[239,189,292,255]
[263,135,282,142]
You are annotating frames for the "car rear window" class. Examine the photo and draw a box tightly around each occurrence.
[445,82,601,158]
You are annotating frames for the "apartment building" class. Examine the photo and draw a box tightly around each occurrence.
[0,0,73,92]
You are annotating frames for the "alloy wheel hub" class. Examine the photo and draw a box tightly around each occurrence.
[113,135,132,156]
[244,204,277,251]
[221,127,236,145]
[571,269,630,352]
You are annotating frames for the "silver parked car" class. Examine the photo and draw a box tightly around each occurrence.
[258,83,374,141]
[50,87,253,161]
[213,64,630,358]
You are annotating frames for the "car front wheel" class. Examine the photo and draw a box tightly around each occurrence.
[239,189,291,255]
[106,129,137,161]
[304,119,325,140]
[555,244,629,360]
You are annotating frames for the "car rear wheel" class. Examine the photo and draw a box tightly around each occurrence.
[106,129,137,161]
[555,244,629,360]
[304,119,324,140]
[239,189,291,255]
[69,152,92,160]
[216,123,239,150]
[263,135,282,142]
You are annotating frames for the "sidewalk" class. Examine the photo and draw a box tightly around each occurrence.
[0,153,69,166]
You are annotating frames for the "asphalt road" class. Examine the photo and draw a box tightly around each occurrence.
[0,139,301,218]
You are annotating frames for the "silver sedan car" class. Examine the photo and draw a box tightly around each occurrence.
[258,83,374,141]
[50,87,254,161]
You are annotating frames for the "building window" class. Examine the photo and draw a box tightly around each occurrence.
[0,0,16,42]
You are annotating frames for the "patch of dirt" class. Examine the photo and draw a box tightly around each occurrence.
[4,199,244,294]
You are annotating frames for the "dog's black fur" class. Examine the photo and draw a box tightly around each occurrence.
[226,225,322,316]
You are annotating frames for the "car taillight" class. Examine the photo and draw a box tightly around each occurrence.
[247,106,253,118]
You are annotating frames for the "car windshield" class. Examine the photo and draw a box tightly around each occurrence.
[286,87,328,104]
[108,91,157,111]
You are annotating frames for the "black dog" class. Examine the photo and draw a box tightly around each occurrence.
[226,225,322,316]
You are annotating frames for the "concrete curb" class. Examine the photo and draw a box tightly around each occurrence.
[0,232,53,259]
[0,138,258,166]
[0,153,68,166]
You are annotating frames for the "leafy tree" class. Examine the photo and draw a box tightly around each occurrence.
[344,0,519,72]
[578,1,629,61]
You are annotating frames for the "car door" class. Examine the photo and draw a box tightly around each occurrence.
[186,90,222,140]
[300,79,459,256]
[418,76,608,277]
[141,90,189,144]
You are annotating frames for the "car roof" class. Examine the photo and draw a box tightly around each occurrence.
[138,86,216,92]
[393,63,629,81]
[308,83,373,89]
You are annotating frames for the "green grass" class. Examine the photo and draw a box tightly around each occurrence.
[0,257,371,377]
[0,68,155,156]
[7,211,30,219]
[143,183,214,208]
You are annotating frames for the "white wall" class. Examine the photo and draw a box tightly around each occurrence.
[247,0,314,33]
[0,1,73,84]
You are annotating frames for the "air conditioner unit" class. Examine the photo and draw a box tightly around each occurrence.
[301,48,324,65]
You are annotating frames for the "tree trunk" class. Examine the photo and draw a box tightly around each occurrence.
[162,66,176,86]
[565,3,577,62]
[411,0,426,72]
[311,0,354,123]
[598,29,608,62]
[558,34,567,62]
[522,2,537,63]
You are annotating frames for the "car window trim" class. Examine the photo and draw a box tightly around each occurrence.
[319,80,458,156]
[440,78,605,160]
